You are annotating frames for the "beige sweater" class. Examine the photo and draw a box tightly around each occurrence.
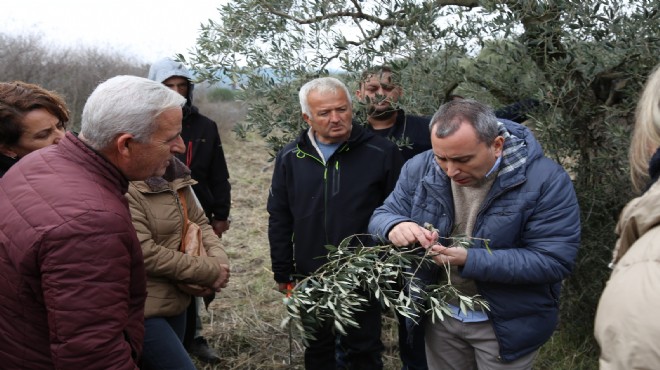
[445,175,497,307]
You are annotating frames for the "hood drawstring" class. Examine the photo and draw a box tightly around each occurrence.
[186,141,193,168]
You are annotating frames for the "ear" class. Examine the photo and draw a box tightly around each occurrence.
[492,136,505,157]
[302,112,312,126]
[0,145,17,159]
[115,133,134,158]
[355,88,363,100]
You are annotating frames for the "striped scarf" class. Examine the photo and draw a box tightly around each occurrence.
[497,121,527,176]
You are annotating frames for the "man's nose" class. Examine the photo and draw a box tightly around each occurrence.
[329,110,341,122]
[445,162,460,177]
[172,135,186,154]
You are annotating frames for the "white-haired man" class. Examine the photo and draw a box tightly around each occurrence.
[268,77,404,369]
[0,75,186,369]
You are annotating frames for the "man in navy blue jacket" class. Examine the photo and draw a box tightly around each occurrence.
[369,99,580,369]
[268,77,404,369]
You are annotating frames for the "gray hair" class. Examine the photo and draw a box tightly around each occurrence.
[430,98,499,143]
[299,77,352,117]
[80,75,186,150]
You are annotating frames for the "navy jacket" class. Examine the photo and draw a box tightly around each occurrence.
[369,120,580,362]
[268,124,404,282]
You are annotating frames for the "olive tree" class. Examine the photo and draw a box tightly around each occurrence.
[185,0,659,365]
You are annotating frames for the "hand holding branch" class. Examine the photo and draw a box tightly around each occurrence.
[388,221,438,248]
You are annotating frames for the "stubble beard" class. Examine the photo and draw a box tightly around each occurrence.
[368,105,397,121]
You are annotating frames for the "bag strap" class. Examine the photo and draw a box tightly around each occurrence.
[177,188,189,252]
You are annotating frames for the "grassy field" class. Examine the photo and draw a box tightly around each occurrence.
[191,101,598,370]
[194,129,301,369]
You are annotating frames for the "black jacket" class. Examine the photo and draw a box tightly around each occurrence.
[267,124,404,283]
[147,57,231,222]
[175,106,231,221]
[0,154,17,178]
[366,110,432,161]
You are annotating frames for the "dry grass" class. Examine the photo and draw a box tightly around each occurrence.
[190,101,401,369]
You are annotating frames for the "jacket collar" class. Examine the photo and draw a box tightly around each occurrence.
[62,132,130,194]
[132,156,196,193]
[297,122,372,153]
[0,154,18,177]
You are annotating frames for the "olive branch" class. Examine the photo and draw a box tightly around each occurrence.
[281,225,491,344]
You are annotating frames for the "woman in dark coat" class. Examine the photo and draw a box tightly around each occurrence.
[0,81,69,177]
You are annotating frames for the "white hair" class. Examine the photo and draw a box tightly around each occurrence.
[80,75,186,150]
[298,77,351,116]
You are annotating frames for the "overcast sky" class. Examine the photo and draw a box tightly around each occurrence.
[3,0,226,63]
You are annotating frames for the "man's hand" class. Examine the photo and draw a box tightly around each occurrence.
[211,219,230,238]
[277,282,294,295]
[388,221,438,248]
[425,244,468,266]
[178,284,214,297]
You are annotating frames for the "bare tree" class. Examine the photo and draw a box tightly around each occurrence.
[0,32,148,130]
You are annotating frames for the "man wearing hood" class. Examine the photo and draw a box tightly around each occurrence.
[148,58,231,365]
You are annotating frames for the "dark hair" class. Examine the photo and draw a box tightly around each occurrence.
[430,99,499,144]
[0,81,70,147]
[359,65,396,86]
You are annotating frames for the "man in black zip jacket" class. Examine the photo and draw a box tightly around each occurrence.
[148,58,230,365]
[356,65,431,370]
[356,65,432,163]
[268,77,404,370]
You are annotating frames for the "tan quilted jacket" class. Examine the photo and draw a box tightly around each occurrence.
[595,179,660,369]
[126,158,229,318]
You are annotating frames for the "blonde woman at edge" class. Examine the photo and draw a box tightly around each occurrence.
[594,64,660,369]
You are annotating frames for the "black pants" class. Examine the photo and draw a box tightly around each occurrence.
[182,294,215,349]
[182,298,197,349]
[397,312,428,370]
[304,296,384,370]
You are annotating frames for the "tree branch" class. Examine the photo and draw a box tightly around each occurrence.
[260,0,479,28]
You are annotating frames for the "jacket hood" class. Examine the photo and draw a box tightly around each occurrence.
[148,58,193,83]
[147,58,194,109]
